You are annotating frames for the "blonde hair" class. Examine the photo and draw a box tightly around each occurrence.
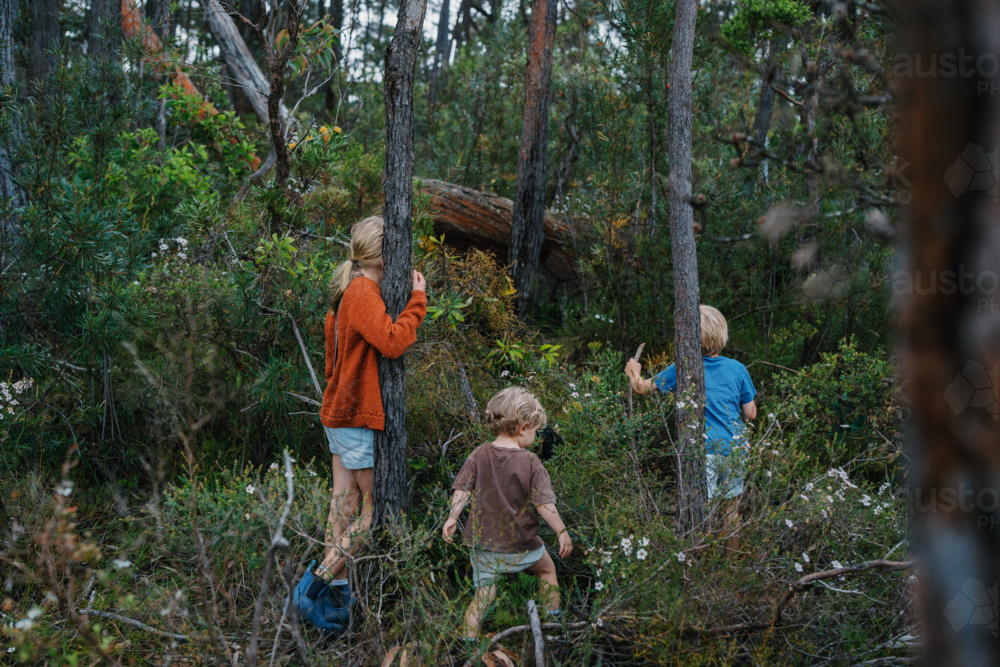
[485,387,548,437]
[700,305,729,356]
[328,216,384,312]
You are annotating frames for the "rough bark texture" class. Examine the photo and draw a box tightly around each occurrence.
[202,0,273,123]
[374,0,427,528]
[667,0,706,532]
[0,0,23,237]
[509,0,557,316]
[31,0,61,82]
[894,1,1000,664]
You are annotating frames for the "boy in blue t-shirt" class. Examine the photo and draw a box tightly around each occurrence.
[625,305,757,549]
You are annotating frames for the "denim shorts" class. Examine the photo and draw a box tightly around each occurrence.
[324,426,374,470]
[470,545,546,588]
[706,453,744,500]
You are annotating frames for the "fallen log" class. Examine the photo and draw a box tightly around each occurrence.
[417,178,581,300]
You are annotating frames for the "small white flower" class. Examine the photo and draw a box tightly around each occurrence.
[285,471,293,478]
[178,252,187,260]
[821,509,829,519]
[771,449,779,456]
[805,483,814,491]
[785,519,794,528]
[596,568,602,576]
[175,237,188,246]
[151,252,157,258]
[269,462,278,470]
[636,549,647,561]
[831,560,844,570]
[768,413,775,420]
[501,370,509,377]
[602,555,612,564]
[826,495,834,503]
[620,537,632,548]
[840,424,849,428]
[159,243,169,251]
[112,559,132,570]
[596,617,604,627]
[640,537,650,547]
[584,393,592,397]
[676,552,687,563]
[594,581,604,591]
[55,480,74,496]
[908,574,918,583]
[245,484,255,494]
[308,469,317,477]
[794,562,803,573]
[244,513,251,520]
[676,401,684,409]
[802,552,810,563]
[766,471,773,478]
[7,647,14,653]
[132,281,139,286]
[14,618,33,630]
[800,494,808,502]
[571,392,580,398]
[569,383,577,390]
[861,495,872,507]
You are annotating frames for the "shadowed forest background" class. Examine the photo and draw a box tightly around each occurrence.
[0,0,926,665]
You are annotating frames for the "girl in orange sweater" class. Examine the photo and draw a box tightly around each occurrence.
[295,216,427,631]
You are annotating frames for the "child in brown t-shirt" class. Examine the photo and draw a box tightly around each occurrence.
[442,387,573,642]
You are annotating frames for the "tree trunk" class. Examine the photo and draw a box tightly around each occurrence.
[30,0,61,82]
[427,0,450,106]
[374,0,427,528]
[202,0,274,124]
[323,0,342,111]
[668,0,706,532]
[895,1,1000,664]
[751,40,777,188]
[0,0,24,240]
[509,0,557,317]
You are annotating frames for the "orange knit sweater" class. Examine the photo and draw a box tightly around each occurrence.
[320,277,427,431]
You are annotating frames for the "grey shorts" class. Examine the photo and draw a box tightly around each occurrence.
[470,545,546,588]
[706,453,744,500]
[325,426,374,470]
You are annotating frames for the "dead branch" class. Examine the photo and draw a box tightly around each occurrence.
[80,609,191,641]
[460,622,588,667]
[526,600,545,667]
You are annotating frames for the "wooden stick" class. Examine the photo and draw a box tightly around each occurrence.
[460,622,588,667]
[80,609,190,641]
[526,600,545,667]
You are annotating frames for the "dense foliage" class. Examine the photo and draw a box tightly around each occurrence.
[0,0,913,665]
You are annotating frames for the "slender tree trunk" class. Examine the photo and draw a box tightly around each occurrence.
[751,40,777,189]
[374,0,427,527]
[895,1,1000,665]
[509,0,557,317]
[202,0,274,124]
[668,0,705,532]
[31,0,61,82]
[0,0,24,240]
[323,0,342,112]
[427,0,450,106]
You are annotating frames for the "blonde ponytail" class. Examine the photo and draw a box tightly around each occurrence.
[327,216,385,312]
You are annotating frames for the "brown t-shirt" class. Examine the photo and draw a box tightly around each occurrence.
[452,443,558,553]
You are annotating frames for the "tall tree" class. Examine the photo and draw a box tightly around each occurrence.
[203,0,275,124]
[322,0,342,112]
[895,0,1000,664]
[508,0,557,316]
[667,0,706,531]
[373,0,427,527]
[30,0,61,82]
[0,0,23,238]
[427,0,450,106]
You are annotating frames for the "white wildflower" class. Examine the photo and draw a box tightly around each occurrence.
[571,392,580,398]
[55,480,73,496]
[269,462,278,470]
[178,252,187,260]
[594,581,604,591]
[501,370,509,377]
[794,562,803,573]
[805,483,814,491]
[676,552,687,563]
[640,537,650,547]
[802,552,810,563]
[785,519,793,528]
[308,469,317,477]
[831,561,844,570]
[800,494,809,502]
[132,281,139,286]
[244,513,251,520]
[569,383,577,390]
[768,413,775,420]
[246,484,255,494]
[861,495,872,507]
[112,559,132,570]
[584,393,592,397]
[636,549,647,561]
[766,471,773,478]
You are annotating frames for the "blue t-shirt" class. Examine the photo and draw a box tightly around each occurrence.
[653,356,757,456]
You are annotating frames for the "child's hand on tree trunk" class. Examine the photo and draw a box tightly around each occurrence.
[412,270,426,292]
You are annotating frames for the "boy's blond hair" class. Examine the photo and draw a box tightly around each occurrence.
[485,387,548,437]
[700,305,729,356]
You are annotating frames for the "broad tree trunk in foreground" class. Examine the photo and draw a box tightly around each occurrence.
[31,0,62,82]
[668,0,706,532]
[374,0,427,527]
[895,1,1000,664]
[509,0,557,317]
[0,0,23,239]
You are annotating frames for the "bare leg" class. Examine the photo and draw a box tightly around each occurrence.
[722,495,741,551]
[525,550,560,611]
[463,584,497,638]
[326,454,361,559]
[319,467,373,581]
